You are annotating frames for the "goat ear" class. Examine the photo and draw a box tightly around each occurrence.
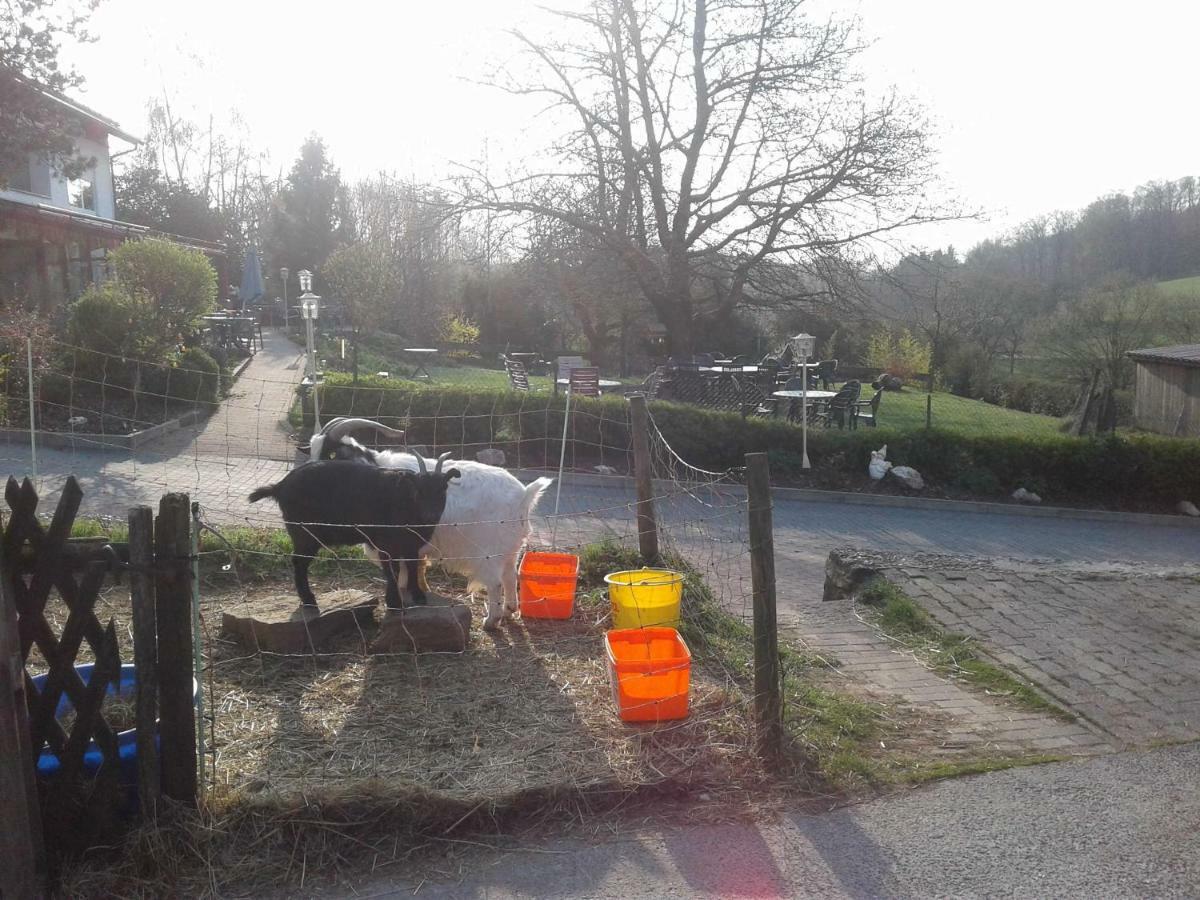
[443,468,462,482]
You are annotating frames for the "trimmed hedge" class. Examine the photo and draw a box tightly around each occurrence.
[313,375,1200,508]
[982,376,1134,426]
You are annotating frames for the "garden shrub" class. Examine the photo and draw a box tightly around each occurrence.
[865,328,931,381]
[982,376,1077,418]
[166,347,221,404]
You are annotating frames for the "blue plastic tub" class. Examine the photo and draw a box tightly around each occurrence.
[30,663,197,814]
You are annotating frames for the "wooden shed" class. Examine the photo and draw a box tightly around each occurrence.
[1127,344,1200,437]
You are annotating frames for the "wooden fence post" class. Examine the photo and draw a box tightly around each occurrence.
[129,506,160,819]
[746,452,783,760]
[155,493,197,805]
[925,393,932,430]
[628,393,660,564]
[0,550,44,898]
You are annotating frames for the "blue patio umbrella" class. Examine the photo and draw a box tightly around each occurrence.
[238,246,265,312]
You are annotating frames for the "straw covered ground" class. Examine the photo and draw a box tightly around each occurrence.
[54,546,787,896]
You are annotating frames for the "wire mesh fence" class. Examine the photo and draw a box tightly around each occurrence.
[0,328,772,823]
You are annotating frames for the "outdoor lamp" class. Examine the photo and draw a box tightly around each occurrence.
[791,333,817,470]
[790,333,816,359]
[280,266,289,283]
[301,295,319,320]
[298,269,313,293]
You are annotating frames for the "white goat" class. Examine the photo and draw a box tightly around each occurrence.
[307,419,553,628]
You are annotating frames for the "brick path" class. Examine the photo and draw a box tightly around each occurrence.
[880,557,1200,748]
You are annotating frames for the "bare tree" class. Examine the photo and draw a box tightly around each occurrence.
[462,0,943,355]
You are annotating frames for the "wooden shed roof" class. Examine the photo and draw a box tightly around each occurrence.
[1127,344,1200,369]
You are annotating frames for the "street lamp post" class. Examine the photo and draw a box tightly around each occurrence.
[280,266,290,330]
[791,333,817,469]
[299,269,321,429]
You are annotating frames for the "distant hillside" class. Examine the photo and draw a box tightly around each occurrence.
[1158,275,1200,297]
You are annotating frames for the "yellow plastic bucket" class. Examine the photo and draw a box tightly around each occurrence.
[604,568,684,629]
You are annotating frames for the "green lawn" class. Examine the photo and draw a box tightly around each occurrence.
[877,388,1064,438]
[1157,274,1200,297]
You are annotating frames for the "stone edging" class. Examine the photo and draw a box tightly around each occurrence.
[0,353,257,453]
[513,468,1200,530]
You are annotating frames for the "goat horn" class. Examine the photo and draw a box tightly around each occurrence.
[415,453,428,474]
[320,417,405,446]
[434,451,453,475]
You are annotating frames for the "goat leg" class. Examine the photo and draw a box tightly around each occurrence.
[381,558,405,611]
[292,555,318,607]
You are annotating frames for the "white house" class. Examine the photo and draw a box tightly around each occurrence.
[0,87,223,312]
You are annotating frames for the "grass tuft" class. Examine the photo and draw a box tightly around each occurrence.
[859,578,1074,721]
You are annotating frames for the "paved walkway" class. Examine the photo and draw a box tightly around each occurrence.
[882,556,1200,748]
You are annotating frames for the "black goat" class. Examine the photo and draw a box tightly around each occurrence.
[248,456,460,610]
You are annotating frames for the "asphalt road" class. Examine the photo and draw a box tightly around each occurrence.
[356,742,1200,898]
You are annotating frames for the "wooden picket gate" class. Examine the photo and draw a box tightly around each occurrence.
[0,476,197,891]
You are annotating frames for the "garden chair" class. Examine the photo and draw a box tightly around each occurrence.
[815,359,838,390]
[504,358,530,392]
[567,366,601,397]
[554,356,587,394]
[819,380,862,430]
[627,366,665,400]
[854,388,883,428]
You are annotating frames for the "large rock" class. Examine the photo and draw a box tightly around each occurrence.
[371,594,472,654]
[221,590,377,654]
[890,465,924,490]
[1177,500,1200,518]
[1012,487,1042,504]
[476,448,506,467]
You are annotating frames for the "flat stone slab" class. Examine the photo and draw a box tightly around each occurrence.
[371,593,472,654]
[221,589,378,654]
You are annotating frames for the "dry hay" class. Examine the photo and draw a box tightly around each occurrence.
[206,580,760,802]
[57,573,770,896]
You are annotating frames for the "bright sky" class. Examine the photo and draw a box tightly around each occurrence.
[64,0,1200,253]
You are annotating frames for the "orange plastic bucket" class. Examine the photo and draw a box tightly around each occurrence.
[604,627,691,723]
[519,551,579,619]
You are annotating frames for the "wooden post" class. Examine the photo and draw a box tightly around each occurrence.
[746,452,782,760]
[925,393,932,430]
[0,552,44,898]
[628,393,659,564]
[155,493,197,805]
[129,506,160,819]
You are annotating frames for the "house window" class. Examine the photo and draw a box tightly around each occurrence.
[2,157,34,193]
[68,171,96,211]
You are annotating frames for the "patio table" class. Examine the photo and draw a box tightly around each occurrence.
[772,389,838,423]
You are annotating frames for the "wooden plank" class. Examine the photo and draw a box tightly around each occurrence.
[628,394,660,564]
[0,542,45,897]
[128,506,160,819]
[155,493,197,805]
[57,618,120,782]
[746,452,783,760]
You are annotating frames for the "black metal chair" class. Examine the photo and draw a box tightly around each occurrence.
[854,388,883,428]
[820,381,862,429]
[815,359,838,390]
